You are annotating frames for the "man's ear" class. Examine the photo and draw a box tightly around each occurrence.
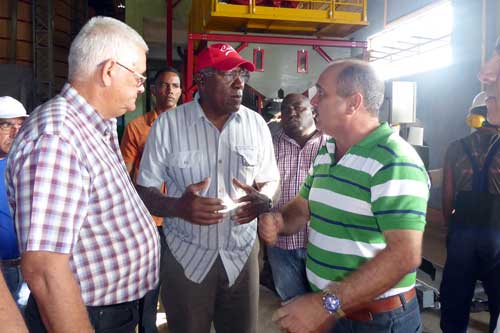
[194,72,204,88]
[100,59,115,87]
[346,92,363,115]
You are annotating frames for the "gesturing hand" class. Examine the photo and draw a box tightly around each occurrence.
[272,293,333,333]
[232,178,272,225]
[258,213,282,245]
[176,177,226,225]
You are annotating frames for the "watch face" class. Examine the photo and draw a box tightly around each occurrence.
[323,293,341,313]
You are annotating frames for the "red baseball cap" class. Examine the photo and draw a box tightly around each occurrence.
[195,43,255,73]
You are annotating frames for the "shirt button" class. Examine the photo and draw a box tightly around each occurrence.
[218,159,222,164]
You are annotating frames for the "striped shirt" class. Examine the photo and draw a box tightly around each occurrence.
[272,131,327,250]
[137,99,279,285]
[5,84,160,306]
[299,123,429,298]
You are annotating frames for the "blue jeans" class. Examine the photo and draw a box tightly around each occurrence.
[332,296,421,333]
[1,265,29,312]
[266,246,309,301]
[440,223,500,333]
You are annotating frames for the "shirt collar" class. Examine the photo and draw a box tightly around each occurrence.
[145,110,159,127]
[354,122,393,148]
[188,99,242,128]
[60,83,116,137]
[280,130,324,147]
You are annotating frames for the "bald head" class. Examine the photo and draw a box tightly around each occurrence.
[325,59,385,115]
[281,93,316,140]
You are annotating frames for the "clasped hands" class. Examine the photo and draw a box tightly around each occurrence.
[175,177,271,225]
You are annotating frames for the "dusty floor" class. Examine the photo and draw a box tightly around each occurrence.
[156,285,491,333]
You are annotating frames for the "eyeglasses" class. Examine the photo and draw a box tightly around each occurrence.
[203,68,250,84]
[0,120,24,133]
[116,62,147,87]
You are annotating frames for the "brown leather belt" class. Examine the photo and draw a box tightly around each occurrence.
[346,288,416,322]
[1,258,21,267]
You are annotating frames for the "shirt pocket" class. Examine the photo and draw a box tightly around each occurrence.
[235,145,258,168]
[167,150,201,168]
[233,145,259,184]
[166,150,201,189]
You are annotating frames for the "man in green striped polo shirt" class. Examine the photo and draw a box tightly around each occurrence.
[259,59,429,333]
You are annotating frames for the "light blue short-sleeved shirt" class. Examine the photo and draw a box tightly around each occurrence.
[137,99,279,285]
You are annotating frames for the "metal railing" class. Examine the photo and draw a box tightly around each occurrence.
[222,0,367,20]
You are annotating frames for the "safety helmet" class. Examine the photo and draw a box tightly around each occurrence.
[467,92,489,128]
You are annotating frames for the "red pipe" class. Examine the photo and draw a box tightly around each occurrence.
[313,45,333,63]
[166,0,173,66]
[185,38,194,99]
[189,33,368,49]
[236,42,249,52]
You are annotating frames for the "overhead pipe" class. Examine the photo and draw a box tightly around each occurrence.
[166,0,173,65]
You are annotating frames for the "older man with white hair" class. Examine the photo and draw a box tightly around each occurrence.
[5,16,159,333]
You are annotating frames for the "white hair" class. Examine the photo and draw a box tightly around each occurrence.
[68,16,148,82]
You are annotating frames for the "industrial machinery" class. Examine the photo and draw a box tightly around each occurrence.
[186,0,368,106]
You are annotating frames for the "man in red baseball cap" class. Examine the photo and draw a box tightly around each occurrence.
[136,44,279,333]
[195,43,255,73]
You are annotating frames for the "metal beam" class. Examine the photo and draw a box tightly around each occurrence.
[32,0,54,104]
[8,0,18,63]
[166,0,173,65]
[312,45,333,63]
[185,32,368,101]
[188,33,368,49]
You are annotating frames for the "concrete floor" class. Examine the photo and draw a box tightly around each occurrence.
[156,208,492,332]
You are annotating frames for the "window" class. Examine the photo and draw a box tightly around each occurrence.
[368,1,453,80]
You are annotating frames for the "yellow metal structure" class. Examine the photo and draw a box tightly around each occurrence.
[190,0,368,37]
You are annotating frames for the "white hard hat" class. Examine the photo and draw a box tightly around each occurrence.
[0,96,28,119]
[470,92,488,113]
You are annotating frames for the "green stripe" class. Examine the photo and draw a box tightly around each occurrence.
[309,210,385,244]
[372,196,428,214]
[312,175,370,202]
[307,243,368,270]
[303,123,427,291]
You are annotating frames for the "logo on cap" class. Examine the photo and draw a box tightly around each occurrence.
[220,45,236,57]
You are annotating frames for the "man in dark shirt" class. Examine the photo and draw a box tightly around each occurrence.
[441,91,500,333]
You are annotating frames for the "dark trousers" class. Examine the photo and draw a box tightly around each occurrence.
[25,295,140,333]
[161,240,259,333]
[138,226,166,333]
[440,223,500,333]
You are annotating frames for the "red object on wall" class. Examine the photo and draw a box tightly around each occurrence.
[253,48,265,72]
[297,49,308,73]
[231,0,267,4]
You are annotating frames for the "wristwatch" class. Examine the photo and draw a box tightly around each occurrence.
[262,196,273,213]
[322,289,345,318]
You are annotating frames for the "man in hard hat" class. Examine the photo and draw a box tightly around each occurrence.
[0,97,29,310]
[440,91,500,333]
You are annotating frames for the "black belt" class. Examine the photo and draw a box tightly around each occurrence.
[1,258,21,267]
